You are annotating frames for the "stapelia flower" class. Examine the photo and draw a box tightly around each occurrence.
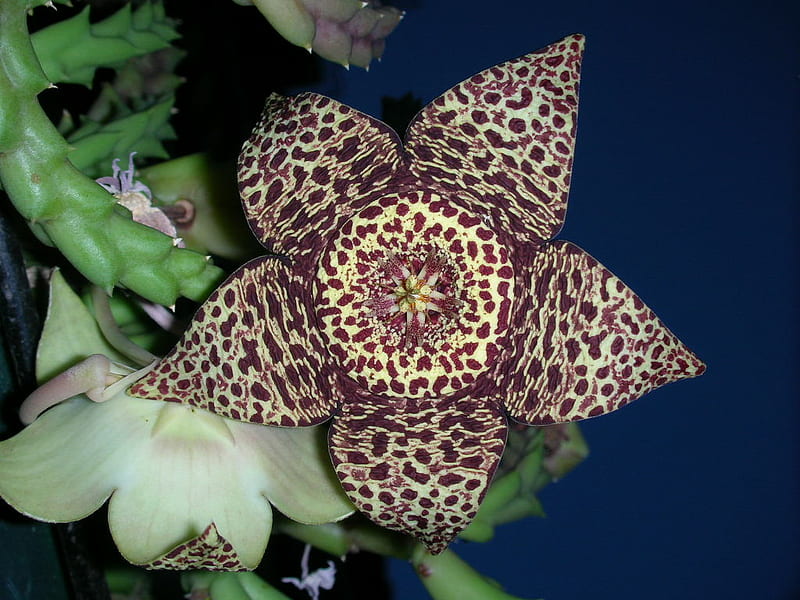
[131,34,705,553]
[0,274,353,570]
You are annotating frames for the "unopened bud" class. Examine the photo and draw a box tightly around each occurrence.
[542,423,589,480]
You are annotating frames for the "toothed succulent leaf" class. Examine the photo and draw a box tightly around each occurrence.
[31,2,179,87]
[68,98,176,178]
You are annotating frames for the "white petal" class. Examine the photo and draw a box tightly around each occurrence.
[0,394,154,521]
[234,424,354,524]
[108,402,273,568]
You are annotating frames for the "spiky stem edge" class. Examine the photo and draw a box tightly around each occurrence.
[0,1,224,305]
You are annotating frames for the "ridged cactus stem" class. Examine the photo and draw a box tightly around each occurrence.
[0,1,224,305]
[31,3,179,87]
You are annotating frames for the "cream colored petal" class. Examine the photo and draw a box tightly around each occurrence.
[233,423,354,525]
[108,402,273,569]
[0,394,154,522]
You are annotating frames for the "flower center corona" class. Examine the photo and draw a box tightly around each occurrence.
[396,275,431,313]
[315,190,515,398]
[363,251,463,347]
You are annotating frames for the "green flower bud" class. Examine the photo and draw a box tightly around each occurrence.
[542,423,589,480]
[247,0,404,69]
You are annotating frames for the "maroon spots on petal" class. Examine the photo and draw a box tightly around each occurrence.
[497,265,513,279]
[402,462,431,485]
[509,118,526,133]
[401,488,418,500]
[330,396,507,553]
[530,146,545,162]
[543,165,562,178]
[505,88,533,110]
[370,463,391,480]
[460,122,479,137]
[497,241,705,425]
[476,227,493,241]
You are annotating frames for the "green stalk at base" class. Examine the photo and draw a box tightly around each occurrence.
[184,572,293,600]
[411,545,541,600]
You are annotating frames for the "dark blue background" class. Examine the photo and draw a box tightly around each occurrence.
[313,2,799,598]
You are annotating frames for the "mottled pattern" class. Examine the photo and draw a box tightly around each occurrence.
[238,92,404,270]
[486,241,706,424]
[137,34,706,557]
[147,523,246,571]
[131,258,341,426]
[315,190,515,398]
[406,35,583,246]
[329,395,507,553]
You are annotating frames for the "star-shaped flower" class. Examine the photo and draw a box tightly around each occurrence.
[131,34,705,553]
[0,273,353,570]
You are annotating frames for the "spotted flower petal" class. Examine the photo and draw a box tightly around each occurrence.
[486,241,706,425]
[238,92,404,269]
[131,257,343,426]
[149,523,247,570]
[406,35,583,246]
[329,395,507,553]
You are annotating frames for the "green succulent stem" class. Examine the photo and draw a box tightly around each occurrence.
[0,0,224,305]
[275,515,416,560]
[184,572,293,600]
[411,545,541,600]
[277,517,540,600]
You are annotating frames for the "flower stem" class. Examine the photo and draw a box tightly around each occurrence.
[274,515,416,560]
[90,285,157,367]
[184,572,293,600]
[18,354,112,425]
[411,545,541,600]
